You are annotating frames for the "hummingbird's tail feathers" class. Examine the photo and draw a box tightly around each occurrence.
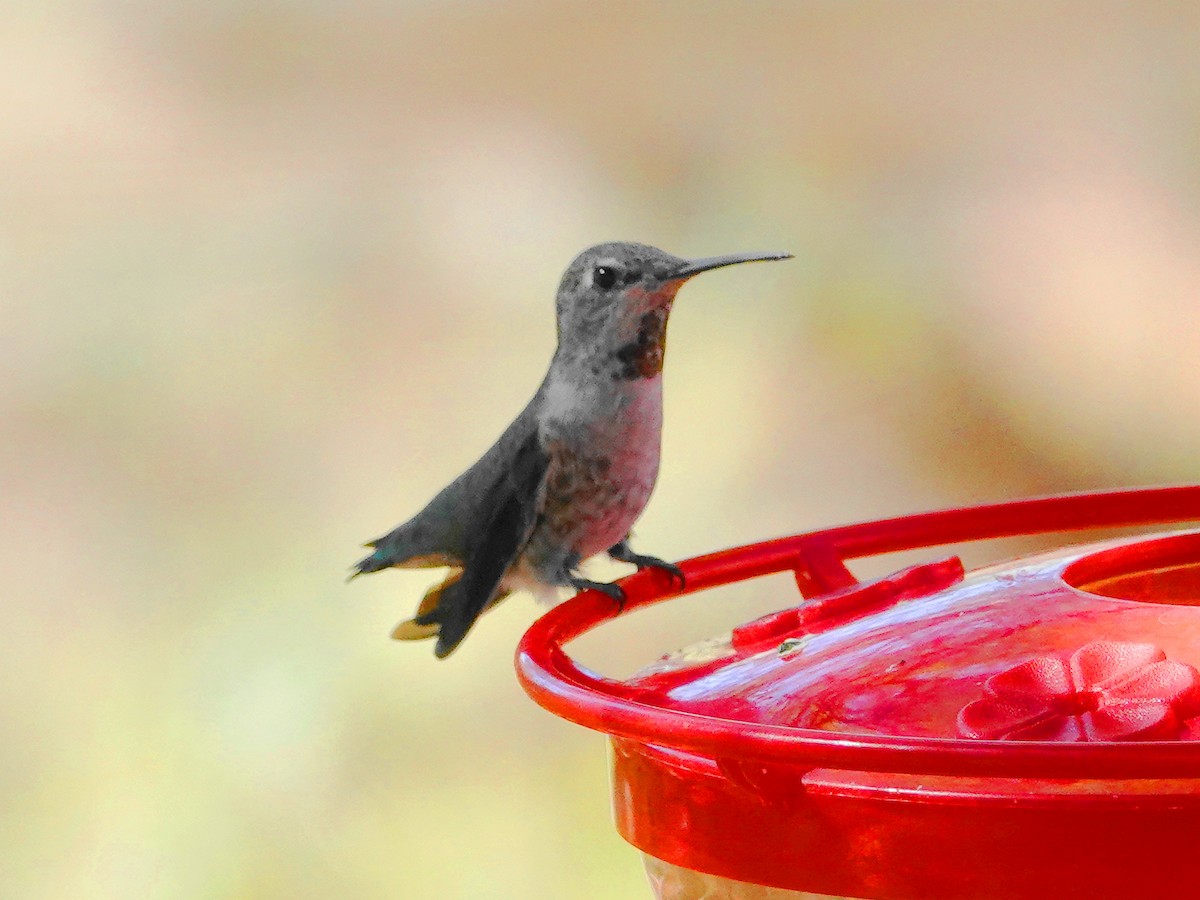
[423,572,494,659]
[391,618,439,641]
[391,570,462,641]
[398,577,512,647]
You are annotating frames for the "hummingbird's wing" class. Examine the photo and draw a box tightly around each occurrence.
[351,396,543,577]
[414,428,549,658]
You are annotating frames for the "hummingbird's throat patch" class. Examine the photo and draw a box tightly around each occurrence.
[612,308,668,379]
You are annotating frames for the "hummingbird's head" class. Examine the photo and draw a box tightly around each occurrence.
[553,242,791,373]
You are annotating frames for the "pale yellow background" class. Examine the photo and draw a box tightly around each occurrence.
[4,3,1199,898]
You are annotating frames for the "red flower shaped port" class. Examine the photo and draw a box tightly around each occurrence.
[958,641,1200,741]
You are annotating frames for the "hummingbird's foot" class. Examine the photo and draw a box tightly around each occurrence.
[607,541,687,591]
[568,575,627,612]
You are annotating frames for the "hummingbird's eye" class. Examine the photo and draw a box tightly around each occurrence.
[592,265,618,290]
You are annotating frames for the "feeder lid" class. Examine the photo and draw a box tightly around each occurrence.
[518,487,1200,777]
[516,488,1200,898]
[625,539,1200,748]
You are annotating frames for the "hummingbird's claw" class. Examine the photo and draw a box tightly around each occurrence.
[645,559,686,591]
[568,575,627,613]
[607,542,686,591]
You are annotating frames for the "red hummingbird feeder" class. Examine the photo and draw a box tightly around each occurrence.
[516,486,1200,899]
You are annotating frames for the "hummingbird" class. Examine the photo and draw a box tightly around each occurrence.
[351,241,791,658]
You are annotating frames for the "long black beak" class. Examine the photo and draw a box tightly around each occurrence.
[668,250,793,281]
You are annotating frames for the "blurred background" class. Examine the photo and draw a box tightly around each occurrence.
[3,2,1199,897]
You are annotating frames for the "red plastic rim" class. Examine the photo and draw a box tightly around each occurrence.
[516,486,1200,779]
[1064,530,1200,605]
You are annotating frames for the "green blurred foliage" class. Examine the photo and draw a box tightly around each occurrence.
[2,2,1198,897]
